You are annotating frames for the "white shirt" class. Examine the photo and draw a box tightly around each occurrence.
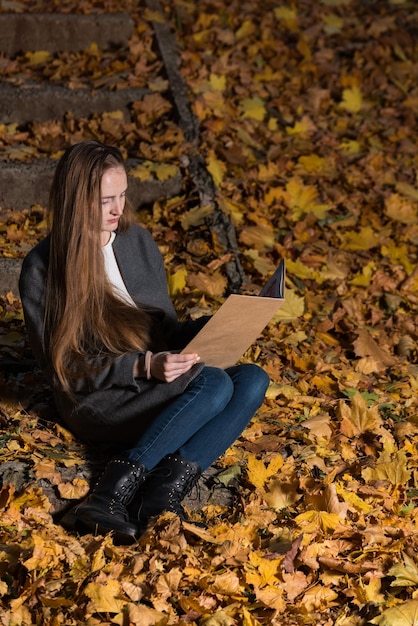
[102,232,136,306]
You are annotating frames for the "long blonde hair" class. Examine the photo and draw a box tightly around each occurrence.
[45,140,151,395]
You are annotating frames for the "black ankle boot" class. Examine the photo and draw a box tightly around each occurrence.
[61,457,147,544]
[129,454,201,525]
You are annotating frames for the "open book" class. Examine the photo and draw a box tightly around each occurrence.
[181,260,285,368]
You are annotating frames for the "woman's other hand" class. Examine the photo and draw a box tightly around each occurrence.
[134,352,200,382]
[151,352,200,382]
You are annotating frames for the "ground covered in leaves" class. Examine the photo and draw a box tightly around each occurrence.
[1,0,418,624]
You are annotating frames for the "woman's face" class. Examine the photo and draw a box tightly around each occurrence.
[100,166,128,246]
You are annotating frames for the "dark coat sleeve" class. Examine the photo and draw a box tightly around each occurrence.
[19,237,51,376]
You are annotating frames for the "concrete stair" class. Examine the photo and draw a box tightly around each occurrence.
[0,10,182,295]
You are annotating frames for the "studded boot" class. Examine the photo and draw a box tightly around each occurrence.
[129,454,201,525]
[61,457,147,544]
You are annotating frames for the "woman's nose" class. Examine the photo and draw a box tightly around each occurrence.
[112,199,124,215]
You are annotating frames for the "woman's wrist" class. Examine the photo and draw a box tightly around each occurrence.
[133,352,147,379]
[144,350,153,380]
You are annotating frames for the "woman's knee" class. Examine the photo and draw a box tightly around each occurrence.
[228,363,270,400]
[226,363,270,393]
[192,366,235,409]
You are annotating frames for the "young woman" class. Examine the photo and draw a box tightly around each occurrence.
[19,140,270,544]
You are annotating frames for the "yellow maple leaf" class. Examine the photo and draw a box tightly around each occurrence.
[58,477,89,500]
[295,510,344,533]
[274,6,298,31]
[201,610,237,626]
[244,249,276,276]
[396,181,418,202]
[381,242,414,274]
[246,454,284,490]
[210,571,242,596]
[207,150,227,187]
[187,270,227,298]
[340,86,363,112]
[209,73,226,91]
[389,554,418,587]
[124,604,170,625]
[286,116,316,137]
[300,584,339,612]
[143,7,165,23]
[258,161,281,181]
[339,226,381,251]
[297,154,326,173]
[306,484,349,519]
[264,479,300,510]
[122,580,143,602]
[217,196,245,226]
[264,186,285,206]
[323,13,344,34]
[362,450,411,485]
[302,414,332,440]
[85,579,124,614]
[335,482,373,514]
[23,534,64,572]
[34,459,57,482]
[167,269,187,297]
[86,42,100,56]
[239,223,275,250]
[350,261,376,287]
[235,20,256,40]
[201,90,226,116]
[353,328,397,367]
[155,568,183,598]
[254,585,286,611]
[284,258,319,281]
[339,139,361,154]
[129,163,153,181]
[360,575,385,605]
[284,178,331,220]
[245,551,282,588]
[25,51,51,66]
[154,163,178,181]
[338,392,383,437]
[180,204,214,231]
[385,193,418,224]
[272,289,305,322]
[265,382,300,400]
[240,97,266,121]
[370,600,418,626]
[101,110,124,125]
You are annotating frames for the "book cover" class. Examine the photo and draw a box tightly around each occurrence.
[181,260,285,368]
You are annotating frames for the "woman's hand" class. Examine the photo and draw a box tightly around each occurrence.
[133,352,200,383]
[150,352,200,383]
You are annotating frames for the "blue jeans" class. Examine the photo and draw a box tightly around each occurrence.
[124,364,270,471]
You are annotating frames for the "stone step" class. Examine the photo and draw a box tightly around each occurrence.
[0,258,22,296]
[0,82,150,124]
[0,158,182,212]
[0,13,134,55]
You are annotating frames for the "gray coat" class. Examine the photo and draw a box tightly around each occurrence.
[19,224,206,445]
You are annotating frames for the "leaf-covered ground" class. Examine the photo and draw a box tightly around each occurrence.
[1,0,418,624]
